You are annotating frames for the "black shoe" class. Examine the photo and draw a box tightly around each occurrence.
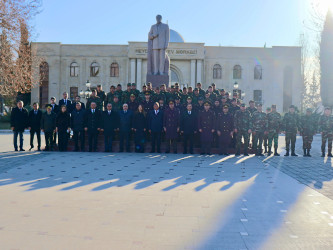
[15,148,18,151]
[284,150,289,157]
[244,153,249,156]
[207,152,211,155]
[328,153,333,157]
[235,152,240,156]
[274,149,280,156]
[150,150,155,153]
[224,153,229,156]
[303,149,307,157]
[157,150,161,153]
[322,152,325,157]
[165,150,170,154]
[29,146,34,151]
[20,148,25,151]
[37,147,41,151]
[307,150,311,157]
[200,152,205,155]
[291,152,298,157]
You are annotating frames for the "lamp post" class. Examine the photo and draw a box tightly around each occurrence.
[80,80,92,99]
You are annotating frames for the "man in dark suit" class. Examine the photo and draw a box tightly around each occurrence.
[71,96,85,111]
[148,102,163,153]
[118,103,133,152]
[180,103,197,154]
[50,97,60,114]
[28,102,43,151]
[101,103,119,152]
[59,92,72,113]
[84,102,102,152]
[71,102,86,151]
[10,100,29,151]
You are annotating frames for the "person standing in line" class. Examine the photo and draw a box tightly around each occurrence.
[163,100,180,154]
[180,103,197,154]
[216,105,233,155]
[132,104,147,153]
[148,102,164,153]
[71,102,86,151]
[84,102,102,152]
[101,103,119,152]
[41,105,56,151]
[118,103,133,152]
[56,105,71,152]
[28,102,42,151]
[318,107,333,157]
[10,100,29,151]
[198,101,215,155]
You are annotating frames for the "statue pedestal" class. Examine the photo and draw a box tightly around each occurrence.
[146,74,169,88]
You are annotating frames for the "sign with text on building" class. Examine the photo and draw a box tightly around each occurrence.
[135,48,198,56]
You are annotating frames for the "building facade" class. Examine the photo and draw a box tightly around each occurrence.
[31,30,302,112]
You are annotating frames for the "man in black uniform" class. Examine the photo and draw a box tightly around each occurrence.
[28,102,43,151]
[216,105,234,155]
[180,103,197,154]
[84,102,102,152]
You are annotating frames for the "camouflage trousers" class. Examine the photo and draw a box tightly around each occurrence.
[268,131,279,149]
[263,134,268,149]
[236,130,249,153]
[252,131,264,153]
[302,134,313,150]
[285,132,297,151]
[321,132,333,153]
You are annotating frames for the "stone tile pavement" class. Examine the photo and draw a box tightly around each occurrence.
[0,134,333,249]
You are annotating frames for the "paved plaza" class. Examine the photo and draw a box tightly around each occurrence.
[1,133,333,249]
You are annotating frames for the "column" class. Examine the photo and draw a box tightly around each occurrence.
[190,59,196,88]
[196,60,202,84]
[137,59,142,90]
[130,58,136,83]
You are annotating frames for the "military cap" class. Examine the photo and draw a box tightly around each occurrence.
[110,85,115,89]
[97,84,102,87]
[240,103,246,107]
[174,82,179,86]
[221,89,225,92]
[249,100,255,103]
[208,86,213,88]
[155,86,160,90]
[223,105,229,109]
[194,88,199,91]
[187,96,192,100]
[113,95,119,98]
[211,83,216,86]
[160,84,166,87]
[271,104,276,108]
[169,100,174,104]
[175,96,181,100]
[257,103,262,107]
[198,96,204,101]
[117,84,122,87]
[145,92,150,95]
[266,107,272,111]
[130,94,135,97]
[204,101,211,105]
[45,104,52,109]
[306,108,313,112]
[147,82,152,86]
[127,83,131,87]
[289,104,295,109]
[131,83,136,86]
[50,96,56,100]
[231,98,237,102]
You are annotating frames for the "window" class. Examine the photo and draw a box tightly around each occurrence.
[233,65,242,79]
[110,62,119,77]
[70,62,79,77]
[253,90,262,105]
[90,62,100,77]
[254,65,262,80]
[213,64,222,79]
[70,87,78,100]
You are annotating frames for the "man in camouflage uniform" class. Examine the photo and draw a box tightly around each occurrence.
[86,89,103,110]
[282,105,300,156]
[318,107,333,157]
[263,107,271,153]
[246,100,257,148]
[266,104,281,156]
[300,108,317,157]
[122,83,132,104]
[251,103,267,156]
[131,83,140,98]
[234,103,252,156]
[105,85,116,108]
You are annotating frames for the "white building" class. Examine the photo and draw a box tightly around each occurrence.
[31,29,302,112]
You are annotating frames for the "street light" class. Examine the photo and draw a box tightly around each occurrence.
[234,81,239,89]
[80,80,92,99]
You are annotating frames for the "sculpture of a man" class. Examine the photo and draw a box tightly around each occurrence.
[148,15,170,75]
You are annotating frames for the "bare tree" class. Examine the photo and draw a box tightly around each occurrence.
[0,0,42,102]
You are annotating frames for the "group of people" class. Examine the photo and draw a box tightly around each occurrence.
[9,82,332,157]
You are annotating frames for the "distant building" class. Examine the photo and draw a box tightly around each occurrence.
[31,29,301,112]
